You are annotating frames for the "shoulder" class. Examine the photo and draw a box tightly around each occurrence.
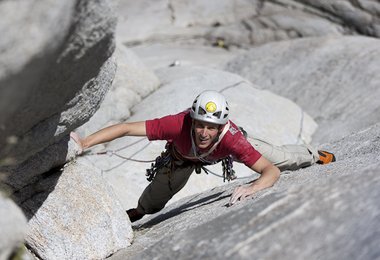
[227,120,241,136]
[148,110,190,124]
[221,121,262,166]
[168,109,191,127]
[220,121,246,148]
[146,110,191,140]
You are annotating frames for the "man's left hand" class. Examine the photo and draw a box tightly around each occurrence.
[229,184,256,206]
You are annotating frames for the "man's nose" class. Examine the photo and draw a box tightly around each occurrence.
[200,128,208,136]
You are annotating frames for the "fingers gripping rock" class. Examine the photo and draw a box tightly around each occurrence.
[66,132,83,162]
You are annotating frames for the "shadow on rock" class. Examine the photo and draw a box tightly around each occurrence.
[0,135,71,220]
[140,191,230,227]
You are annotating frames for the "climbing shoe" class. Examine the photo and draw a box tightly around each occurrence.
[126,208,145,222]
[316,150,336,165]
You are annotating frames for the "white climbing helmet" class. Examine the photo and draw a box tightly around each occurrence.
[190,90,229,125]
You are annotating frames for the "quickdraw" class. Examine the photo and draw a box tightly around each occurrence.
[221,155,237,182]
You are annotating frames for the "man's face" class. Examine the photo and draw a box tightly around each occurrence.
[193,120,221,149]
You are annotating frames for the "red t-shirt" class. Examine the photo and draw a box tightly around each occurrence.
[145,110,261,167]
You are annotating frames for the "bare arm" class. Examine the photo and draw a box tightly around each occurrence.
[229,156,280,205]
[71,121,146,151]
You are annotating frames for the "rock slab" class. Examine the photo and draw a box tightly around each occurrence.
[24,162,133,260]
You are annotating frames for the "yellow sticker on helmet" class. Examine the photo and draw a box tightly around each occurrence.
[205,102,217,113]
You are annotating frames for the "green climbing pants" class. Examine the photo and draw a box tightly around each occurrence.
[137,139,319,214]
[137,162,195,214]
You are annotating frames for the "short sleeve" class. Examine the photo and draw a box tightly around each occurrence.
[228,135,262,167]
[145,112,187,141]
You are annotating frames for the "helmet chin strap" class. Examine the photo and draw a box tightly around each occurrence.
[188,120,230,163]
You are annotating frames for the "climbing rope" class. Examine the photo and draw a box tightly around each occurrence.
[84,146,252,181]
[95,150,155,163]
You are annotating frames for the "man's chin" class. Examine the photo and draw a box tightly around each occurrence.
[197,141,211,149]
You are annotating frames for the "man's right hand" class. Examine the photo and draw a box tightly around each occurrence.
[70,132,84,155]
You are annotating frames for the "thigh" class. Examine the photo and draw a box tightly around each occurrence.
[168,163,195,193]
[248,137,317,171]
[137,164,194,214]
[248,137,285,164]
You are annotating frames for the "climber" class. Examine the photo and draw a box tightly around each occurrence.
[71,90,335,222]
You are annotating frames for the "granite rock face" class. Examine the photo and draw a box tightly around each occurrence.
[0,193,27,260]
[225,36,380,143]
[24,162,133,260]
[114,0,380,76]
[114,0,380,47]
[1,1,380,259]
[0,0,117,166]
[0,0,134,259]
[76,43,160,137]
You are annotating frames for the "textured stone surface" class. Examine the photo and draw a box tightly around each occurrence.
[1,1,379,259]
[225,36,380,143]
[0,0,122,258]
[131,43,241,70]
[110,123,380,260]
[114,0,380,47]
[0,0,117,166]
[24,162,133,260]
[0,193,27,260]
[76,43,160,137]
[0,0,75,120]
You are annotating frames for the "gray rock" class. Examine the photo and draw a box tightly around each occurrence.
[76,43,160,137]
[300,0,380,37]
[114,0,379,49]
[24,162,133,260]
[2,1,379,259]
[0,1,75,122]
[225,36,380,143]
[112,0,259,46]
[0,0,117,166]
[113,0,172,44]
[0,193,27,260]
[1,136,71,194]
[0,0,124,258]
[206,1,345,48]
[110,123,380,260]
[131,43,243,70]
[170,0,256,27]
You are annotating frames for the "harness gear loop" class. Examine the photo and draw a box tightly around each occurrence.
[146,150,172,182]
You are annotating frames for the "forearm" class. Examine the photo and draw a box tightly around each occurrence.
[229,160,280,205]
[249,164,280,192]
[82,121,146,149]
